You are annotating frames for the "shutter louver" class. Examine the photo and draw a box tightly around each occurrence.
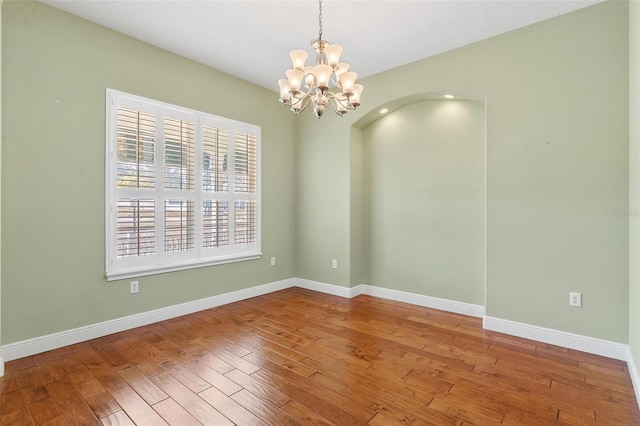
[164,200,195,252]
[203,201,229,248]
[116,107,155,188]
[234,133,257,194]
[116,199,155,257]
[235,200,257,245]
[164,118,195,191]
[203,126,229,193]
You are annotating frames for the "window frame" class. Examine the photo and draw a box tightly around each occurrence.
[105,89,261,281]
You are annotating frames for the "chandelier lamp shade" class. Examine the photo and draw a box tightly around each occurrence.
[278,0,363,118]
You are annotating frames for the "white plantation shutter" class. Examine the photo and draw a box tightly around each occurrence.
[235,200,257,245]
[116,199,155,257]
[203,201,229,248]
[233,132,258,245]
[234,132,257,194]
[201,125,230,249]
[164,199,195,252]
[163,117,195,191]
[202,126,229,193]
[116,108,156,189]
[106,89,261,280]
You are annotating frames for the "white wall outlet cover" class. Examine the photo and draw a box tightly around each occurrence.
[569,292,582,307]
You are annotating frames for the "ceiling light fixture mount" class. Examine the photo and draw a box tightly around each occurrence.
[278,0,363,118]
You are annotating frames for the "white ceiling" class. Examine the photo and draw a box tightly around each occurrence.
[41,0,603,92]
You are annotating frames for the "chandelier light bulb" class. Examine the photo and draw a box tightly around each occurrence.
[334,63,350,81]
[350,84,364,107]
[339,71,357,94]
[289,50,308,70]
[278,79,291,101]
[314,64,333,89]
[285,68,304,92]
[324,44,343,68]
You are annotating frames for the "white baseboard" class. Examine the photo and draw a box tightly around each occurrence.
[295,278,363,298]
[357,284,485,318]
[627,347,640,409]
[294,280,485,318]
[483,315,629,361]
[0,278,295,364]
[0,356,4,377]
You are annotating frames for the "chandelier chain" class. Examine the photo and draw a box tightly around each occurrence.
[318,0,323,41]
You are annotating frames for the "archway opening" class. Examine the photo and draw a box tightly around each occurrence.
[354,94,487,306]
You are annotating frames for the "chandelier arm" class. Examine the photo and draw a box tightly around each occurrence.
[327,97,344,117]
[325,92,352,116]
[292,95,313,114]
[333,92,351,107]
[326,91,355,110]
[287,93,306,108]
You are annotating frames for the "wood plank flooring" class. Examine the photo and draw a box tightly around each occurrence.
[1,287,639,425]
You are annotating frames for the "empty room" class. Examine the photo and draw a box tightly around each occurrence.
[1,0,640,424]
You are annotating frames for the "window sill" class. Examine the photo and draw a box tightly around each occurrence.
[106,252,262,282]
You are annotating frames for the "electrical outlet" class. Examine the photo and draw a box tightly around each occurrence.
[130,281,139,294]
[331,259,338,269]
[569,292,581,307]
[270,257,276,266]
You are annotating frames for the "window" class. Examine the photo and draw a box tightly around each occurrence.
[106,89,261,280]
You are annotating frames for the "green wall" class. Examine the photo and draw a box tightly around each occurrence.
[294,113,352,285]
[363,100,485,305]
[350,126,366,287]
[0,0,4,366]
[1,1,296,344]
[629,0,640,381]
[296,1,629,342]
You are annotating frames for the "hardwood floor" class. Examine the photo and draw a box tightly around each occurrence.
[1,287,639,425]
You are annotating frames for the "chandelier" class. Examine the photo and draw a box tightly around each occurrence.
[278,0,363,118]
